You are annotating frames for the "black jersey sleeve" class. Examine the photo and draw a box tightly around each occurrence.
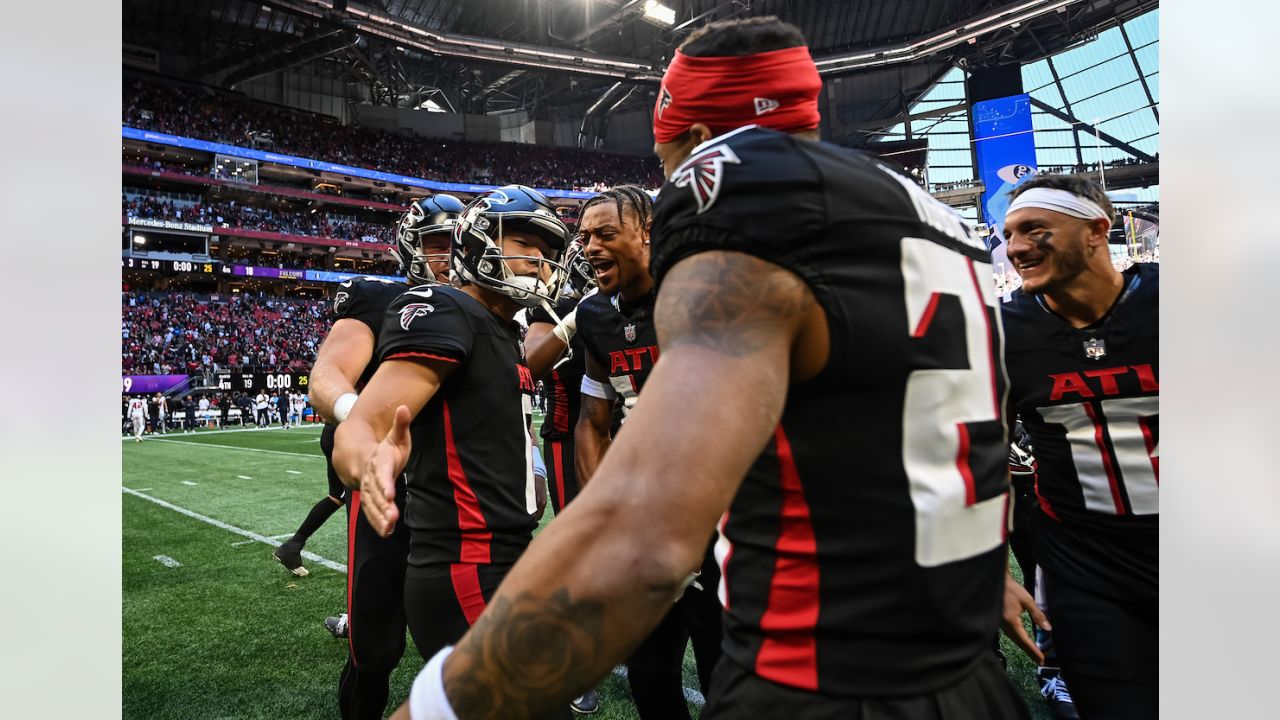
[332,277,407,333]
[649,127,828,290]
[377,287,474,365]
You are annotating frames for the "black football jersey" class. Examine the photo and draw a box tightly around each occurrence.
[1002,264,1159,531]
[650,126,1011,697]
[526,296,587,440]
[331,276,409,390]
[576,289,659,421]
[377,285,539,568]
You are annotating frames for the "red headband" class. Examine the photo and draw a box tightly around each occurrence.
[653,46,822,144]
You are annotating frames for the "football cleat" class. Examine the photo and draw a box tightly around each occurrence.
[1038,668,1079,720]
[272,542,308,577]
[570,688,599,715]
[324,614,349,639]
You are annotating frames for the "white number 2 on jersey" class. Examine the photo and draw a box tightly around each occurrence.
[901,237,1010,567]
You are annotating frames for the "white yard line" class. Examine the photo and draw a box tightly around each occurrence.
[122,425,324,440]
[144,437,324,459]
[122,487,346,573]
[236,475,253,480]
[153,555,182,568]
[181,481,198,486]
[286,470,303,475]
[232,533,293,547]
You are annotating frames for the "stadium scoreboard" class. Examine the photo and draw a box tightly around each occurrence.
[213,371,310,391]
[122,257,220,274]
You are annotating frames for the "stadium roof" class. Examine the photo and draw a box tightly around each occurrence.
[123,0,1157,130]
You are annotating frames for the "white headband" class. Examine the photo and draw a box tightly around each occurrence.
[1006,187,1109,222]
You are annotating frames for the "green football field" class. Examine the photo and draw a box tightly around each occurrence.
[122,419,1051,719]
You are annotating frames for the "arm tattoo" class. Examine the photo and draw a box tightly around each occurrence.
[656,250,815,356]
[446,589,605,720]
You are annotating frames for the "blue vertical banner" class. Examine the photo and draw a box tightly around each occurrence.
[971,93,1038,296]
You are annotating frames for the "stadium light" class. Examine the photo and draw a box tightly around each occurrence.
[134,235,147,245]
[644,1,675,26]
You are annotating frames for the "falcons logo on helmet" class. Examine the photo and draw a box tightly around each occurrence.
[671,144,741,214]
[399,302,435,330]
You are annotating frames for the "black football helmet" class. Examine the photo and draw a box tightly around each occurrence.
[451,185,573,307]
[396,194,465,285]
[559,240,597,301]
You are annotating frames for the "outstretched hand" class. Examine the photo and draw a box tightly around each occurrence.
[360,405,412,537]
[1001,571,1051,665]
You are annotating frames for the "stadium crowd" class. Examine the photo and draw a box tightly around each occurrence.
[123,77,664,191]
[121,291,329,375]
[123,191,394,244]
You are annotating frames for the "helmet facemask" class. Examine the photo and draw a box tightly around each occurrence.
[451,193,572,308]
[558,241,598,301]
[396,195,465,285]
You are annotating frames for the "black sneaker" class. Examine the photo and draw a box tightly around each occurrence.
[1038,668,1079,720]
[273,542,308,577]
[324,614,349,638]
[570,688,599,714]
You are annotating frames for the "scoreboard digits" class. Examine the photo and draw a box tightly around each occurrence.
[121,258,220,274]
[214,372,310,391]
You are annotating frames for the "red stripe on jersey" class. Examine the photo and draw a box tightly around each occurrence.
[754,425,820,691]
[1034,474,1062,521]
[1139,416,1159,484]
[551,441,566,513]
[551,370,570,434]
[966,259,1000,418]
[385,351,461,364]
[1083,402,1125,514]
[956,423,976,506]
[911,292,942,338]
[347,490,360,667]
[450,563,488,625]
[443,401,492,563]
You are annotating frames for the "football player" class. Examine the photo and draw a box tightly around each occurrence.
[522,241,594,516]
[154,393,168,434]
[275,195,463,720]
[521,245,597,715]
[572,185,721,719]
[127,395,148,442]
[334,186,573,720]
[388,17,1029,720]
[999,174,1158,719]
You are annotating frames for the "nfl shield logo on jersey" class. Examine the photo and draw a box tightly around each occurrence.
[624,324,637,344]
[1083,337,1107,360]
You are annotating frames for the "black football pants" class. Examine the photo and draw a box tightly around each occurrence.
[337,490,409,720]
[626,542,723,720]
[1041,570,1158,720]
[702,654,1031,720]
[402,563,572,720]
[543,438,578,515]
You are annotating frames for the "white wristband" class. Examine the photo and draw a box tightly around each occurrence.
[409,645,460,720]
[551,307,578,345]
[332,393,359,423]
[580,375,616,400]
